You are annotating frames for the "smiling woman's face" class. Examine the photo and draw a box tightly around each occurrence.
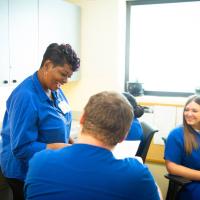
[43,61,73,91]
[184,101,200,129]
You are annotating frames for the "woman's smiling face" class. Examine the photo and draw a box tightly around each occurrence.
[184,101,200,129]
[43,61,73,91]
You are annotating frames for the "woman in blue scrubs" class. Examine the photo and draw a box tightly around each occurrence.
[0,43,80,200]
[122,92,144,141]
[164,95,200,200]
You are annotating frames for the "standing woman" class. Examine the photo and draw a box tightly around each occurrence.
[164,95,200,200]
[0,43,80,200]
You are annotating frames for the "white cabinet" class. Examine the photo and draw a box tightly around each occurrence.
[38,0,81,81]
[140,105,184,144]
[175,107,184,126]
[140,106,155,125]
[0,0,80,86]
[0,0,38,85]
[153,106,176,144]
[0,0,10,84]
[9,0,38,84]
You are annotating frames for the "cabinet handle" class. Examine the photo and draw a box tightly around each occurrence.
[12,80,17,83]
[3,80,8,84]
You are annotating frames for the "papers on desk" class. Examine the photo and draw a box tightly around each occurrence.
[112,140,140,160]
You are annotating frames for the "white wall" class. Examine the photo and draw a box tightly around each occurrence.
[63,0,126,113]
[0,0,126,122]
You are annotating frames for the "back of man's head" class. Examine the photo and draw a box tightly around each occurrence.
[81,91,134,147]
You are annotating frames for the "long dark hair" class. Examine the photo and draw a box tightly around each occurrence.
[183,95,200,154]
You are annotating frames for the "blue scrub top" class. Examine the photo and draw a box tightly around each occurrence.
[164,126,200,200]
[126,118,143,141]
[0,72,72,180]
[25,144,160,200]
[0,135,2,154]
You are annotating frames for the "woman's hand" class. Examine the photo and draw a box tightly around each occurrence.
[46,143,71,150]
[166,160,200,181]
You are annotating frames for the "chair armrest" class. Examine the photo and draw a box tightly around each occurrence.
[164,174,192,186]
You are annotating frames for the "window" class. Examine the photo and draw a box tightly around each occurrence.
[126,0,200,96]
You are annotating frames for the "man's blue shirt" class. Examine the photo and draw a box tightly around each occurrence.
[0,72,72,180]
[25,144,160,200]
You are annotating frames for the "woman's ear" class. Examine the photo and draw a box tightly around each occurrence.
[43,60,53,70]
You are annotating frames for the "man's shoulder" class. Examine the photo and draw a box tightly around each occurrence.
[30,147,70,165]
[121,158,150,177]
[9,76,36,101]
[117,159,159,199]
[30,149,56,166]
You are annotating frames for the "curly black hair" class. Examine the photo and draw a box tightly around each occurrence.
[40,43,80,72]
[122,92,144,118]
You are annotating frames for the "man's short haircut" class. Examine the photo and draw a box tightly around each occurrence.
[82,91,134,146]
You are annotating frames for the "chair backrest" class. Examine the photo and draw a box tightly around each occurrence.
[135,121,158,163]
[164,172,192,200]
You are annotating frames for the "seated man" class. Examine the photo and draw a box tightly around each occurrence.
[24,91,160,200]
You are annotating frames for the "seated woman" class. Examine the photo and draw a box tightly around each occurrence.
[122,92,144,141]
[164,95,200,200]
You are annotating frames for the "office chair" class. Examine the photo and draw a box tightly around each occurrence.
[135,121,158,163]
[164,173,192,200]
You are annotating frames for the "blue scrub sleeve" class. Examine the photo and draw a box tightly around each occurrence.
[8,94,46,160]
[164,128,184,164]
[133,160,160,200]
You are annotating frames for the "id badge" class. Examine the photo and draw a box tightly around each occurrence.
[58,101,71,114]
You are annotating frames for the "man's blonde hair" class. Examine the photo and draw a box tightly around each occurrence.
[82,91,134,147]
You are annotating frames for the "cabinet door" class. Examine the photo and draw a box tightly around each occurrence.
[0,0,9,85]
[176,107,184,126]
[9,0,38,84]
[38,0,81,81]
[139,106,155,126]
[153,106,176,144]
